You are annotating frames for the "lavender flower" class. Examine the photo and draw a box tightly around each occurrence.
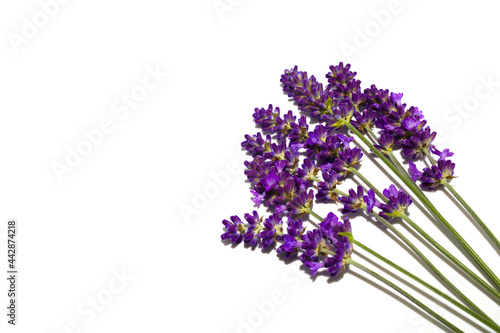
[378,185,412,220]
[324,236,353,277]
[221,215,245,244]
[304,213,353,277]
[431,147,454,161]
[260,213,284,249]
[300,229,328,263]
[324,101,354,128]
[319,212,352,242]
[374,132,395,155]
[408,161,423,182]
[243,211,262,246]
[276,218,305,259]
[289,116,309,149]
[401,127,437,160]
[316,170,341,203]
[352,109,377,132]
[332,147,363,176]
[339,186,364,214]
[326,62,359,97]
[241,132,272,157]
[287,189,314,218]
[252,104,279,131]
[296,158,320,182]
[420,159,456,190]
[280,66,336,119]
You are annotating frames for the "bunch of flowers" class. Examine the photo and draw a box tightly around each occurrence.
[220,63,500,332]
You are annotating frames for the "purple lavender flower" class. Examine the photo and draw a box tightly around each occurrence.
[374,132,394,155]
[304,126,326,160]
[259,213,283,249]
[300,229,328,263]
[262,171,279,192]
[243,211,262,246]
[250,189,264,207]
[301,213,353,277]
[273,176,300,204]
[326,62,359,97]
[364,189,376,213]
[315,132,344,162]
[241,132,272,157]
[419,159,456,190]
[221,211,264,246]
[401,115,422,132]
[287,189,314,218]
[390,92,403,106]
[252,104,279,131]
[274,110,297,140]
[288,116,309,149]
[269,141,288,161]
[332,147,363,176]
[304,261,325,276]
[352,109,377,132]
[296,158,320,182]
[408,161,423,182]
[401,127,437,160]
[324,101,354,128]
[431,147,454,161]
[221,215,246,244]
[364,84,390,110]
[281,66,336,118]
[305,234,353,277]
[349,90,367,109]
[324,236,353,277]
[319,212,352,242]
[284,149,300,174]
[378,185,412,220]
[316,170,341,203]
[337,133,354,148]
[339,186,366,214]
[277,218,305,259]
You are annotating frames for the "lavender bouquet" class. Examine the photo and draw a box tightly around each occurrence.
[220,63,500,332]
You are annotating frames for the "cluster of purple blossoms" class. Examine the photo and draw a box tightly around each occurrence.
[221,210,352,277]
[408,148,456,190]
[222,61,453,278]
[242,102,364,214]
[338,186,375,214]
[338,184,412,222]
[281,62,456,191]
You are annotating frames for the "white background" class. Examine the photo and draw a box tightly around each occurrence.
[1,1,500,332]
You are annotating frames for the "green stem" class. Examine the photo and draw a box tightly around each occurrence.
[349,167,387,203]
[423,148,438,166]
[371,212,492,321]
[387,151,415,184]
[386,149,500,298]
[310,175,322,183]
[353,239,500,331]
[401,213,500,302]
[444,180,500,254]
[345,122,500,290]
[334,188,349,197]
[348,259,465,333]
[347,145,500,302]
[305,207,324,222]
[424,148,500,253]
[366,126,378,143]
